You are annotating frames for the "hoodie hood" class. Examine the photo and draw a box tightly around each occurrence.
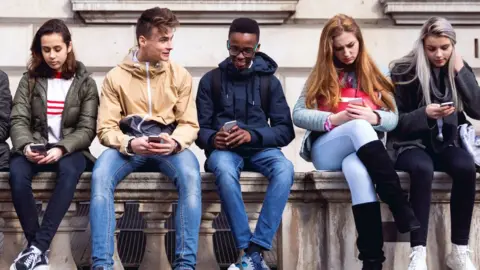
[218,51,278,77]
[118,48,167,79]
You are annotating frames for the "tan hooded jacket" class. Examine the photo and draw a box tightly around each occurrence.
[97,49,199,154]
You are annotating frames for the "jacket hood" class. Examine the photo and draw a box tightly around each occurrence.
[118,48,167,79]
[75,61,90,80]
[218,52,278,76]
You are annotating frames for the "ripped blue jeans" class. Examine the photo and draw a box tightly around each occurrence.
[90,148,201,270]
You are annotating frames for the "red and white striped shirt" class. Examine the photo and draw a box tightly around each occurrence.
[47,72,73,143]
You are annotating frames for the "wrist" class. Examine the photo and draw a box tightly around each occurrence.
[372,112,380,125]
[126,138,135,155]
[172,140,180,154]
[23,143,32,156]
[328,114,337,126]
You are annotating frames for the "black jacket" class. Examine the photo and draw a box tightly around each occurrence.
[387,61,480,160]
[0,70,12,170]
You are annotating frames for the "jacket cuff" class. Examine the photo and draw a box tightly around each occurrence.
[170,135,186,152]
[120,135,135,156]
[247,129,260,146]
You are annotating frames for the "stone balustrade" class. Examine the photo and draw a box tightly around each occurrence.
[0,171,478,270]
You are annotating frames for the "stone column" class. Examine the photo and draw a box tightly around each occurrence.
[245,203,262,233]
[49,203,77,270]
[0,202,25,269]
[196,203,221,270]
[113,203,125,270]
[138,203,172,270]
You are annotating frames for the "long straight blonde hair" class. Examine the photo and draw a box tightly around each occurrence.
[389,17,460,108]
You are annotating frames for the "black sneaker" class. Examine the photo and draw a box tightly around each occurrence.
[33,251,49,270]
[9,247,43,270]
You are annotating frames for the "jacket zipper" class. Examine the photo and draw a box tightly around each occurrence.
[137,63,152,130]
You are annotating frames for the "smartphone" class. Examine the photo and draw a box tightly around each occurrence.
[222,120,237,132]
[30,144,47,155]
[348,98,364,105]
[440,101,454,107]
[148,136,164,144]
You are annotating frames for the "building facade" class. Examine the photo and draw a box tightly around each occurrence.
[1,0,480,171]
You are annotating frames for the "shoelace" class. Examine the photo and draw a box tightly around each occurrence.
[408,249,425,269]
[249,253,265,270]
[24,252,39,267]
[457,248,473,268]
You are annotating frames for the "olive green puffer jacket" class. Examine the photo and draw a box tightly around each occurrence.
[10,61,99,161]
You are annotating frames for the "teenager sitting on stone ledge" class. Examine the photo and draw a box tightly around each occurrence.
[195,17,295,270]
[389,17,479,270]
[91,7,202,270]
[292,14,420,270]
[9,19,99,270]
[0,69,11,172]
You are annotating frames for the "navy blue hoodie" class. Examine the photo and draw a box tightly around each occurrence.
[195,52,295,156]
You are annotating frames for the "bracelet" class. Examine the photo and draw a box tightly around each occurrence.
[125,138,135,156]
[324,115,335,131]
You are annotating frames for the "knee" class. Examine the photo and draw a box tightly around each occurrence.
[91,166,116,195]
[346,119,376,137]
[9,169,31,194]
[410,159,435,183]
[270,158,294,186]
[9,173,30,194]
[58,162,83,184]
[176,166,201,193]
[207,153,241,181]
[342,155,375,191]
[450,158,476,182]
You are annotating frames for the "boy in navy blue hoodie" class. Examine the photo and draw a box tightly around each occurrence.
[195,18,295,270]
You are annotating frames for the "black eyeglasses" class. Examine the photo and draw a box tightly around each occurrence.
[227,41,258,57]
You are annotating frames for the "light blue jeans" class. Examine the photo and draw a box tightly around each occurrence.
[311,119,378,205]
[206,148,294,250]
[90,148,202,270]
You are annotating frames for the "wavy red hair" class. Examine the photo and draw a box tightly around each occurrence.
[305,14,395,111]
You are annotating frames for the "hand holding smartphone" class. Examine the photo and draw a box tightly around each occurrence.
[440,101,454,107]
[348,98,364,106]
[148,136,164,144]
[29,144,47,155]
[222,120,237,132]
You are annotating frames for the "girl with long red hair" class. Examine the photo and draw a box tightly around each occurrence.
[293,14,420,269]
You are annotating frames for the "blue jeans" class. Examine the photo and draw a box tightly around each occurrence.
[311,119,378,205]
[90,148,202,270]
[206,148,294,250]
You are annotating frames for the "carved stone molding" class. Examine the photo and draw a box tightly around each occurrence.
[71,0,299,24]
[381,0,480,25]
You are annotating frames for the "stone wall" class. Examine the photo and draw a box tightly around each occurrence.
[1,0,480,171]
[0,172,478,269]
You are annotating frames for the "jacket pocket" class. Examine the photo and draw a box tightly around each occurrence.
[64,107,80,127]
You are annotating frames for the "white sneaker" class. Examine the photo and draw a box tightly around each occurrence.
[408,246,427,270]
[446,244,476,270]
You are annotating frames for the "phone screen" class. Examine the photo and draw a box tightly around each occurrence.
[30,144,47,154]
[148,136,164,143]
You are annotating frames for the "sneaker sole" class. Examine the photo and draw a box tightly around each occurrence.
[33,266,49,270]
[9,264,17,270]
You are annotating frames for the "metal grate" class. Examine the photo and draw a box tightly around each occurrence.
[69,202,277,269]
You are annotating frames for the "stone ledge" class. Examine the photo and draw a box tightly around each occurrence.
[381,0,480,25]
[0,171,478,202]
[71,0,299,24]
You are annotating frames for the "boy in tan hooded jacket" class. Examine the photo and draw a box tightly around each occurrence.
[90,7,202,270]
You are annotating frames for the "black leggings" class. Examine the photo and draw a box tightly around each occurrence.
[9,153,86,252]
[395,146,476,247]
